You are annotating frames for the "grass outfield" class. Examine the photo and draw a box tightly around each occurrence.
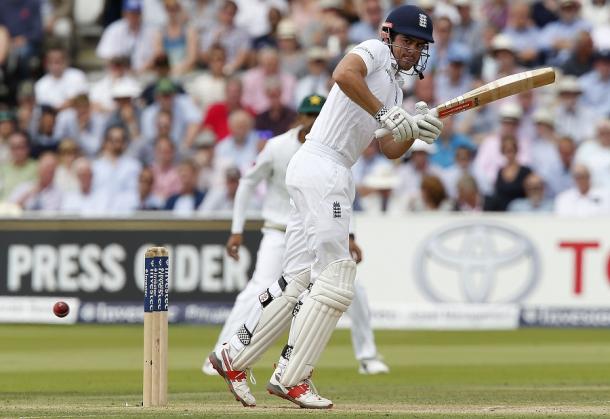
[2,325,610,418]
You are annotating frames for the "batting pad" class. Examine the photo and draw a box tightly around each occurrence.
[232,270,311,370]
[280,259,356,386]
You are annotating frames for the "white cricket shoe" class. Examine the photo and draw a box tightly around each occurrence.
[208,343,256,407]
[266,366,333,409]
[359,357,390,375]
[201,358,219,376]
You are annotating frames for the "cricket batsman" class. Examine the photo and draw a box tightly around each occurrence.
[209,5,443,408]
[202,94,389,377]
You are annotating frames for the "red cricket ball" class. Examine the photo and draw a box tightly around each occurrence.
[53,301,70,318]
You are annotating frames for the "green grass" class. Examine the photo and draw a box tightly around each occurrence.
[2,325,610,418]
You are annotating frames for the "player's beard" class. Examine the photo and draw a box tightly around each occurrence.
[392,45,419,72]
[397,53,418,72]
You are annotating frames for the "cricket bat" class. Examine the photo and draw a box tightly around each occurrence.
[375,67,556,138]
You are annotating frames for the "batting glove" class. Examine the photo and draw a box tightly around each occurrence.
[413,101,443,144]
[376,105,419,143]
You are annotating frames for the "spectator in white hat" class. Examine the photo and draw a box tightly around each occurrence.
[294,47,331,108]
[276,19,307,78]
[89,56,140,114]
[104,79,143,149]
[357,162,400,214]
[481,34,524,82]
[554,75,597,143]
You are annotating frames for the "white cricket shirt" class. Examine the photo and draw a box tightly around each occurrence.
[231,126,303,233]
[306,39,404,166]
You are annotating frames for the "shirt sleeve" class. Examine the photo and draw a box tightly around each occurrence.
[96,24,118,59]
[348,39,388,76]
[231,142,274,233]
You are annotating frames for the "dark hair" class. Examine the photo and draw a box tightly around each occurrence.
[45,43,67,56]
[40,105,58,116]
[104,124,129,142]
[153,54,170,68]
[421,175,447,209]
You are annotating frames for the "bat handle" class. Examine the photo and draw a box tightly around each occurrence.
[373,105,439,139]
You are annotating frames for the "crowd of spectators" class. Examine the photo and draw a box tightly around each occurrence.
[0,0,609,217]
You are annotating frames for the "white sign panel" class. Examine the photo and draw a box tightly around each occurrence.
[351,214,610,328]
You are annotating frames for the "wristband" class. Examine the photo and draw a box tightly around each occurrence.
[374,106,389,123]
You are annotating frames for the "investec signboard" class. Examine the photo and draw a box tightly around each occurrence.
[343,214,610,329]
[0,219,261,324]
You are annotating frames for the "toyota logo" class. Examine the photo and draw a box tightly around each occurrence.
[414,220,540,303]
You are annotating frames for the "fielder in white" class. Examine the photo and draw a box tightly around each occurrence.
[202,94,389,377]
[210,4,443,409]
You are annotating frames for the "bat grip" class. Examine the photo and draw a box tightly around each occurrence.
[374,106,438,139]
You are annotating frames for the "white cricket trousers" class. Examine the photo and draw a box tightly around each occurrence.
[214,238,378,359]
[281,141,377,358]
[282,140,355,280]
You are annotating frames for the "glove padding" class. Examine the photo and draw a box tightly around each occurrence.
[379,106,419,143]
[414,101,443,144]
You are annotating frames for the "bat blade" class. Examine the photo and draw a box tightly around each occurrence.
[434,67,555,118]
[374,67,556,139]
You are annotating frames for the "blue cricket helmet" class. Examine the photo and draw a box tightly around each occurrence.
[382,5,434,43]
[381,5,434,78]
